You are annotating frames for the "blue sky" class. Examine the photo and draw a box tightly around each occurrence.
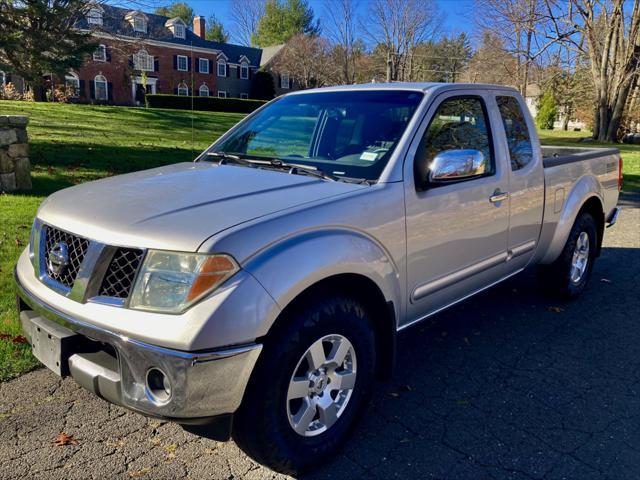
[168,0,475,44]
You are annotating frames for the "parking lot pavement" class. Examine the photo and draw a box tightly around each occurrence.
[1,201,638,480]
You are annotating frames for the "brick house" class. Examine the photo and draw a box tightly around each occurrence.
[0,4,297,105]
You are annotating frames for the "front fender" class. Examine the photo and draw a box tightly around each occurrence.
[242,228,402,337]
[540,175,603,264]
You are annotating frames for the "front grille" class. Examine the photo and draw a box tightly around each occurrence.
[43,226,90,288]
[99,248,145,299]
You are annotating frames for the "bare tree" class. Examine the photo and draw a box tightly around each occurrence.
[474,0,555,95]
[229,0,265,46]
[546,0,640,141]
[272,34,333,89]
[323,0,360,84]
[363,0,441,82]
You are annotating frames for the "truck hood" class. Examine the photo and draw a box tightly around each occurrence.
[37,162,364,252]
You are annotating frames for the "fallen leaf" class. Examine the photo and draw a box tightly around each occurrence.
[53,432,78,446]
[129,467,151,478]
[15,238,23,246]
[600,278,612,284]
[12,335,27,344]
[0,333,11,341]
[163,443,177,453]
[548,306,564,313]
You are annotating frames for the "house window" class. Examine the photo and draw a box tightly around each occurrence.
[199,58,209,74]
[133,16,147,33]
[134,49,154,72]
[65,72,80,97]
[93,44,106,62]
[94,74,108,101]
[240,93,248,99]
[177,55,188,71]
[217,59,227,77]
[240,63,249,80]
[0,71,5,88]
[199,84,209,97]
[218,91,227,98]
[174,24,185,38]
[86,7,103,25]
[177,83,189,96]
[280,73,290,89]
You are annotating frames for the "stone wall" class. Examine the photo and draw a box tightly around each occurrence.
[0,116,31,192]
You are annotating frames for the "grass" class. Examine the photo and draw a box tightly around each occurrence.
[0,102,638,381]
[538,129,640,195]
[0,100,245,381]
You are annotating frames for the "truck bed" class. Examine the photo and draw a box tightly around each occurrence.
[536,145,621,264]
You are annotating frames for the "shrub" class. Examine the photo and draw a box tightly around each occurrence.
[536,90,558,130]
[145,94,267,113]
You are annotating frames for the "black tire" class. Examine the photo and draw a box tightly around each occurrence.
[538,212,597,299]
[233,294,376,475]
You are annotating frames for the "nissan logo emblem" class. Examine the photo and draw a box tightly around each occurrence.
[48,242,70,275]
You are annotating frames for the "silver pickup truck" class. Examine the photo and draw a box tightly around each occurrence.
[15,83,621,474]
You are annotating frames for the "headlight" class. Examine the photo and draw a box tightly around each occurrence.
[129,251,239,313]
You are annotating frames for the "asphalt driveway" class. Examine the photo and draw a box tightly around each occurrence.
[1,198,638,480]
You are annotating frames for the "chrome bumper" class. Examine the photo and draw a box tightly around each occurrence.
[15,268,262,422]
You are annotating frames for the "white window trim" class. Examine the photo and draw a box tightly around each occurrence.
[65,72,80,97]
[177,55,188,72]
[280,73,290,89]
[218,90,227,98]
[240,63,249,80]
[93,44,106,62]
[132,16,147,33]
[87,8,103,25]
[240,93,248,99]
[217,60,227,77]
[134,49,154,72]
[177,83,189,96]
[199,84,209,97]
[174,24,185,38]
[94,75,108,101]
[199,58,209,74]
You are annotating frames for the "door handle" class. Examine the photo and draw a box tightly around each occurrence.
[489,191,509,203]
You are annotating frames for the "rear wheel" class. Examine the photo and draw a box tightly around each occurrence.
[538,212,597,299]
[233,295,376,475]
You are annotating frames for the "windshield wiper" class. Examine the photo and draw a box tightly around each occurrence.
[267,159,338,182]
[206,152,256,168]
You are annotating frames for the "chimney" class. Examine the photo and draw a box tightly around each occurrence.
[193,16,205,39]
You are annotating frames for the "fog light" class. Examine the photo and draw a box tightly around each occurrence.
[146,367,171,403]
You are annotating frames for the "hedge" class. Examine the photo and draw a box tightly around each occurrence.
[145,94,267,113]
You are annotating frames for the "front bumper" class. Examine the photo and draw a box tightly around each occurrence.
[15,268,262,424]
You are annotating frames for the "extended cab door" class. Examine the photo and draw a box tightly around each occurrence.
[494,92,545,269]
[402,91,512,326]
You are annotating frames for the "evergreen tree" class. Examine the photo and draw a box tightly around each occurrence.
[0,0,97,101]
[253,0,320,47]
[155,2,194,24]
[206,15,229,43]
[536,90,558,130]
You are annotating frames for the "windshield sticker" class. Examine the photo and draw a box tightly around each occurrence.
[360,151,378,162]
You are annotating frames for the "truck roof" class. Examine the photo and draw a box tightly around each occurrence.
[287,82,520,95]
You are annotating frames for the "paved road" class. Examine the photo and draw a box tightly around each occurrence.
[1,199,638,480]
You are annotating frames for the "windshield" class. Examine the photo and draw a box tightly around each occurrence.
[208,90,424,181]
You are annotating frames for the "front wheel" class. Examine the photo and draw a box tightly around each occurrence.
[538,212,597,299]
[233,295,376,475]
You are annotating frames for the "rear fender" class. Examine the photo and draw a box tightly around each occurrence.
[540,175,603,264]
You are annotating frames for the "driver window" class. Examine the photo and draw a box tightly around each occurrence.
[415,96,495,187]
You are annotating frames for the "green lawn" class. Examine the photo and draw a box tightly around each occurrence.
[0,100,245,381]
[0,102,638,381]
[538,129,640,195]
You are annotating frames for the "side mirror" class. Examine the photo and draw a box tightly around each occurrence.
[428,149,487,184]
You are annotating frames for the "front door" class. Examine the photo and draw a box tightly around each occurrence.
[403,91,511,326]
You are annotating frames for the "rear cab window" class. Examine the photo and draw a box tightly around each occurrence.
[496,96,534,171]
